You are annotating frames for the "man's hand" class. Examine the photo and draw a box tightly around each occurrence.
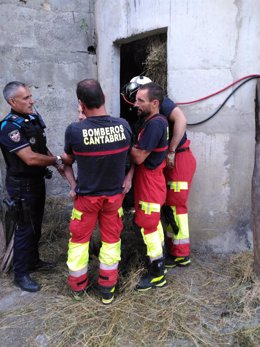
[69,189,77,200]
[122,164,135,194]
[122,175,132,194]
[167,151,175,168]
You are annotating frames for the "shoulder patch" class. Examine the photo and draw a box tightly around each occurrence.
[8,129,21,142]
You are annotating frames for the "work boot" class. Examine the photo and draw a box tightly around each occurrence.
[29,259,57,272]
[14,274,41,292]
[165,255,191,268]
[135,258,167,292]
[99,285,115,305]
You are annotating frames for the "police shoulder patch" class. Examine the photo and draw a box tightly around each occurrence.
[8,129,21,142]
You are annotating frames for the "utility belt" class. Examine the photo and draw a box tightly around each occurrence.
[6,175,45,185]
[6,168,52,185]
[6,175,46,194]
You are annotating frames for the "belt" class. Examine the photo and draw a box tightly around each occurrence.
[6,175,44,187]
[176,147,190,153]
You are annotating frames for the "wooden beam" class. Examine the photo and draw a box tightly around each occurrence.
[252,79,260,277]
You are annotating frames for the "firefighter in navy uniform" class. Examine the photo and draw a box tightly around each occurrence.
[124,76,196,269]
[0,81,63,292]
[62,79,132,304]
[131,82,168,291]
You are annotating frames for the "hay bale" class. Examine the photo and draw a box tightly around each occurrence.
[143,38,167,92]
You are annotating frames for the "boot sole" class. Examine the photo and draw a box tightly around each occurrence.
[135,280,167,292]
[14,282,41,292]
[102,296,114,305]
[165,260,191,269]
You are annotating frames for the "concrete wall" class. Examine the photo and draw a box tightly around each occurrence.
[0,0,97,195]
[95,0,260,252]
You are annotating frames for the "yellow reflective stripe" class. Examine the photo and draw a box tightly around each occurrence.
[67,241,89,272]
[151,275,164,283]
[99,240,121,266]
[167,181,188,192]
[166,224,173,236]
[171,206,190,240]
[118,207,124,218]
[157,220,164,243]
[139,200,160,215]
[141,228,163,258]
[166,126,169,141]
[71,208,83,220]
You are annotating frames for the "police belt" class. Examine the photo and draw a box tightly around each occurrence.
[6,175,45,187]
[175,147,190,153]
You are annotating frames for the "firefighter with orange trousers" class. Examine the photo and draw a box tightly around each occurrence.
[62,79,132,304]
[125,76,196,269]
[130,82,168,291]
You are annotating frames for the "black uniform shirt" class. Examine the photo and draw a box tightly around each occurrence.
[0,110,47,177]
[64,115,132,196]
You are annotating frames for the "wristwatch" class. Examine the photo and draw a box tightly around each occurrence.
[55,155,63,166]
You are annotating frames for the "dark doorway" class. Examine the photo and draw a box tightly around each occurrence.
[120,33,167,128]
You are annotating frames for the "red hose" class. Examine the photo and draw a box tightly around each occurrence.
[176,74,260,105]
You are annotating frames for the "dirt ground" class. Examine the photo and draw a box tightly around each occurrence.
[0,205,260,347]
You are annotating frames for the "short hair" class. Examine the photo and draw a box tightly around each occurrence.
[139,82,164,106]
[76,79,105,109]
[3,81,27,102]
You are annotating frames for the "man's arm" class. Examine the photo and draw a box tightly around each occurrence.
[130,147,151,165]
[16,146,56,166]
[167,106,187,167]
[168,106,187,152]
[62,153,77,199]
[46,147,65,178]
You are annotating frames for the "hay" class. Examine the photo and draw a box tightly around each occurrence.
[143,37,167,92]
[0,199,260,347]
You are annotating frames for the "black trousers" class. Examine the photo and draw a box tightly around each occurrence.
[6,175,46,278]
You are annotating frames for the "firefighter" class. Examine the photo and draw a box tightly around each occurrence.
[62,79,132,304]
[123,76,196,269]
[130,82,168,291]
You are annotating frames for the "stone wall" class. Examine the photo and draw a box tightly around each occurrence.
[0,0,97,195]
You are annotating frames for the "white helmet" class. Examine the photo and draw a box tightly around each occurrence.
[124,76,152,102]
[130,76,152,85]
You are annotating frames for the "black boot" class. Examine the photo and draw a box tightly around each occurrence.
[14,274,41,292]
[135,257,167,292]
[99,285,115,305]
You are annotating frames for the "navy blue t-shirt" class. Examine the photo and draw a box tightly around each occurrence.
[64,115,132,196]
[160,97,187,148]
[136,114,168,169]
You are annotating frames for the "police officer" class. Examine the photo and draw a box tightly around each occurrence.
[0,81,63,292]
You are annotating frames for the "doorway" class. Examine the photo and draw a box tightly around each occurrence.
[120,33,167,127]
